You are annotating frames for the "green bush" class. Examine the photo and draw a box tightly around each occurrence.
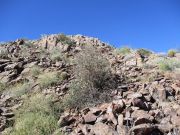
[8,82,30,97]
[63,45,114,108]
[158,59,180,71]
[136,48,152,57]
[49,49,62,62]
[0,48,9,59]
[0,82,6,93]
[158,61,172,71]
[10,112,57,135]
[59,71,69,81]
[23,41,34,48]
[168,49,176,57]
[30,66,41,77]
[37,46,48,59]
[19,42,34,58]
[10,94,58,135]
[16,94,57,115]
[57,34,75,46]
[37,72,59,88]
[18,94,53,114]
[114,47,131,55]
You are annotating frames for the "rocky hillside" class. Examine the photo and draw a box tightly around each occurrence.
[0,34,180,135]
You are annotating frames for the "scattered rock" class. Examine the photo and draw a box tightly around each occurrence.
[83,112,97,124]
[0,34,179,134]
[91,122,118,135]
[58,114,76,127]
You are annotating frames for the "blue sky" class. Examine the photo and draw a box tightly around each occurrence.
[0,0,180,52]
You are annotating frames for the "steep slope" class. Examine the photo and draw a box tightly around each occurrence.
[0,34,180,135]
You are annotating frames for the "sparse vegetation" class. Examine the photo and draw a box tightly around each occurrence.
[59,71,69,81]
[0,48,9,59]
[37,46,48,59]
[23,41,34,48]
[9,94,58,135]
[49,48,62,62]
[30,66,41,77]
[16,94,55,115]
[57,34,75,46]
[114,47,131,55]
[0,82,6,93]
[1,34,180,135]
[37,72,59,88]
[19,42,34,58]
[158,59,180,71]
[136,48,152,57]
[158,61,172,71]
[8,82,30,97]
[63,45,114,108]
[167,49,176,57]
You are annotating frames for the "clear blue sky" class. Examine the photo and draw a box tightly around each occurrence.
[0,0,180,52]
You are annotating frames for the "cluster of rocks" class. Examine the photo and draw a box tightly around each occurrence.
[58,66,180,135]
[0,34,180,135]
[0,94,22,132]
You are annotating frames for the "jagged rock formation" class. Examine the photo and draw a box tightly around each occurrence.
[0,34,180,135]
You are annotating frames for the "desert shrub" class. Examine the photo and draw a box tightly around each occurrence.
[37,72,59,88]
[136,48,152,57]
[57,34,75,46]
[57,34,69,42]
[16,94,55,115]
[10,94,58,135]
[49,48,62,62]
[114,47,131,55]
[158,59,180,71]
[158,61,172,71]
[0,48,8,59]
[167,49,176,57]
[10,112,57,135]
[0,82,6,93]
[23,41,34,48]
[63,45,114,108]
[8,82,30,97]
[142,63,154,69]
[30,66,41,77]
[36,46,48,59]
[139,72,159,83]
[20,47,30,58]
[59,71,69,81]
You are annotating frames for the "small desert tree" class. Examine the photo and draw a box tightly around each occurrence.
[167,49,176,57]
[64,45,115,108]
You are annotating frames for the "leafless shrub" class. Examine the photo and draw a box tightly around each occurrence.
[0,48,9,59]
[63,45,116,108]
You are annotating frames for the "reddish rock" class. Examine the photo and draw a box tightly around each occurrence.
[134,117,152,126]
[91,122,118,135]
[58,114,76,127]
[129,124,159,135]
[157,86,167,102]
[132,98,149,110]
[131,110,153,121]
[112,99,125,113]
[171,115,180,126]
[83,112,97,124]
[118,114,124,127]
